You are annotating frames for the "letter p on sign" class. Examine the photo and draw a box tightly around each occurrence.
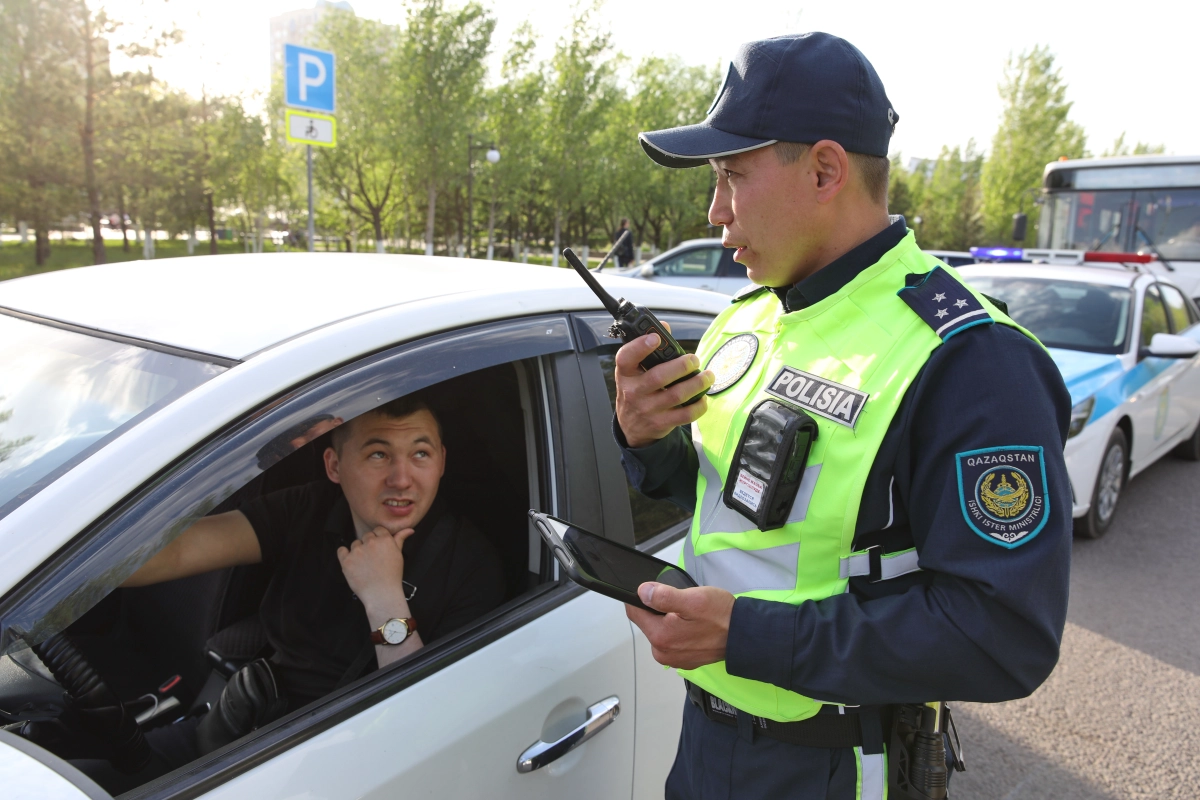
[285,44,335,113]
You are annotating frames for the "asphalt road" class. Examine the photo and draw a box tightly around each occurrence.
[951,452,1200,799]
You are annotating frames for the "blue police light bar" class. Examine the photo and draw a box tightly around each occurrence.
[970,246,1025,261]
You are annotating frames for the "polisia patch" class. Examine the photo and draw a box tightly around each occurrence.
[764,366,867,428]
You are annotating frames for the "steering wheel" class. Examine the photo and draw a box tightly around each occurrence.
[17,632,152,774]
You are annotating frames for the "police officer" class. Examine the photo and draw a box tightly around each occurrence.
[614,33,1072,800]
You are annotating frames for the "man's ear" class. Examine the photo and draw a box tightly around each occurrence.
[323,446,342,484]
[438,444,447,479]
[810,140,850,204]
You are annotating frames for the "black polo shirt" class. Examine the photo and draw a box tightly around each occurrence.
[240,481,504,707]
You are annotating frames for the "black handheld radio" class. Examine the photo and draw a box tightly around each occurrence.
[563,231,702,405]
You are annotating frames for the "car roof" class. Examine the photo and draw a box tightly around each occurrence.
[0,253,725,361]
[958,262,1147,288]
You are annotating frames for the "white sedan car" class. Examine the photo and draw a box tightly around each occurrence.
[0,255,725,799]
[961,262,1200,538]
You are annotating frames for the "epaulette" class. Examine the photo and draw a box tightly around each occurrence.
[731,283,769,303]
[897,266,994,341]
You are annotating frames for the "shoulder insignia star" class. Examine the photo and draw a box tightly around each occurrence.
[954,298,968,308]
[935,308,948,319]
[933,292,946,302]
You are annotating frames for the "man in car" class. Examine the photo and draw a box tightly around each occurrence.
[124,392,504,754]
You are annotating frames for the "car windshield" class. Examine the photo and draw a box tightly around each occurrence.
[962,277,1132,355]
[0,314,226,519]
[1040,189,1200,260]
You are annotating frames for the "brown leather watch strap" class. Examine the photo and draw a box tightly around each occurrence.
[369,617,416,645]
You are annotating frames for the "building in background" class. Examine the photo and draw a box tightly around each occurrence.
[269,1,354,79]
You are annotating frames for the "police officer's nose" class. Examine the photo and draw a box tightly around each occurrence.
[709,179,733,228]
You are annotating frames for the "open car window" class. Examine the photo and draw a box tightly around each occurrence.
[0,315,577,796]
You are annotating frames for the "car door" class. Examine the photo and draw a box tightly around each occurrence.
[1156,283,1200,441]
[0,317,637,800]
[649,247,723,293]
[1129,284,1180,467]
[572,311,714,800]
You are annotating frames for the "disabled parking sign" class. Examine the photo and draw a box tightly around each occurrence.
[285,44,336,113]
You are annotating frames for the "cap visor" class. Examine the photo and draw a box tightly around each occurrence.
[639,123,776,169]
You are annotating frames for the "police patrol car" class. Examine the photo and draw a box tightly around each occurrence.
[0,255,726,799]
[960,252,1200,538]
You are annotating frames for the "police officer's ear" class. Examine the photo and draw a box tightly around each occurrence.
[809,140,851,205]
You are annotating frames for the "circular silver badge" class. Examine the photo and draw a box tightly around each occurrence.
[705,333,759,395]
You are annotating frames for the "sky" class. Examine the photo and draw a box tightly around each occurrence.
[104,0,1200,163]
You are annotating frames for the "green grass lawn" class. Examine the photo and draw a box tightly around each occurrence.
[1,238,578,283]
[0,239,261,281]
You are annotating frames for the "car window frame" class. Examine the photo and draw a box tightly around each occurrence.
[570,311,713,550]
[1140,284,1172,350]
[1155,283,1194,334]
[0,314,597,799]
[654,247,721,278]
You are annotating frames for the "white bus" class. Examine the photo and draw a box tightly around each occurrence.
[1038,155,1200,298]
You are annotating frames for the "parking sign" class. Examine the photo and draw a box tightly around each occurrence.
[285,44,335,113]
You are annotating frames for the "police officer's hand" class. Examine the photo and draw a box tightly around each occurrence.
[338,526,416,614]
[625,582,735,670]
[615,331,715,448]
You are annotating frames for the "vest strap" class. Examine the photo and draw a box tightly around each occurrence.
[838,547,921,582]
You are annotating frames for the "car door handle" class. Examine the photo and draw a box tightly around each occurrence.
[516,696,620,774]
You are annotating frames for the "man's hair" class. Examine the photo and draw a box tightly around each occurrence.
[330,392,443,453]
[773,141,889,207]
[619,217,629,227]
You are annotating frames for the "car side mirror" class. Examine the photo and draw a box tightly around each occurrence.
[1011,212,1028,242]
[639,264,655,278]
[1144,332,1200,359]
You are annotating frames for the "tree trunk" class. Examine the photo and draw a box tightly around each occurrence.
[34,222,50,267]
[486,197,496,260]
[374,212,385,253]
[205,191,218,255]
[552,206,562,268]
[80,10,106,265]
[425,178,437,256]
[117,187,129,252]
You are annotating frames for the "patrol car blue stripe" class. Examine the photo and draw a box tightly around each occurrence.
[955,445,1050,549]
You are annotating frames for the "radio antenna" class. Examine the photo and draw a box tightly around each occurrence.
[563,247,622,317]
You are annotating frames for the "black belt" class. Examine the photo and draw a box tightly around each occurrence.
[685,680,865,748]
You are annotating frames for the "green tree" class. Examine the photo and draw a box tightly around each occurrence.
[980,46,1086,245]
[484,23,548,260]
[916,143,985,251]
[1102,133,1165,157]
[399,0,494,256]
[0,0,79,266]
[313,13,403,252]
[542,3,617,265]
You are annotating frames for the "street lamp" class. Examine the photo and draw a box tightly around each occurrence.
[467,135,500,258]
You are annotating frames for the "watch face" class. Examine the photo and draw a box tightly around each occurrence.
[382,618,408,644]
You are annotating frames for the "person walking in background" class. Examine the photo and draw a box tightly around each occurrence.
[613,218,636,268]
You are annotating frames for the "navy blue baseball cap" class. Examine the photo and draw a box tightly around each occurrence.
[639,32,898,168]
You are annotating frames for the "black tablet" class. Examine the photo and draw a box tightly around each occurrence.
[529,510,698,614]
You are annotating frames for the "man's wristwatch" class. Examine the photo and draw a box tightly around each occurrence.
[370,617,416,645]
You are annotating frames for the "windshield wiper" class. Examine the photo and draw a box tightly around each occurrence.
[1136,225,1175,271]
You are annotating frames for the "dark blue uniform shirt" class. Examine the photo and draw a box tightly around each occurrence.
[616,218,1072,706]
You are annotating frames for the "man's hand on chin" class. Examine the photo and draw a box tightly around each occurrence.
[625,583,736,670]
[337,525,416,615]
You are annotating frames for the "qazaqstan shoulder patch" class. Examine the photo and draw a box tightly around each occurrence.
[956,446,1049,548]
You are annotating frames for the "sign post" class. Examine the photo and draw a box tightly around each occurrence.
[284,44,336,252]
